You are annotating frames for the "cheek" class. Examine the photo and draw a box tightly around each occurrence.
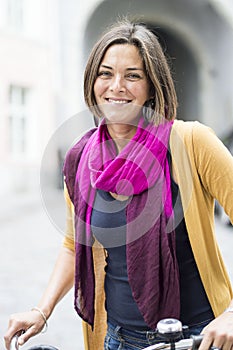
[94,79,107,99]
[133,85,150,103]
[93,81,98,100]
[142,82,151,97]
[130,80,150,96]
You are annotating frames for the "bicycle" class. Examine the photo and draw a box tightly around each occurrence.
[10,334,58,350]
[142,318,203,350]
[9,318,203,350]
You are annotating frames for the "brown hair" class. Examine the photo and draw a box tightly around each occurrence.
[84,19,177,122]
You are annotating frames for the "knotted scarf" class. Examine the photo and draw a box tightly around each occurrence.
[63,117,180,330]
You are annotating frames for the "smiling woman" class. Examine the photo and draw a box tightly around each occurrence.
[4,18,233,350]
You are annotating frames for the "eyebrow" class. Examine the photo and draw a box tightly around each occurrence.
[100,64,144,71]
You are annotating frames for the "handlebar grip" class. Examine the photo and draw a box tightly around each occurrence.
[10,335,19,350]
[190,335,203,350]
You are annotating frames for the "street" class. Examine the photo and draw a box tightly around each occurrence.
[0,189,83,350]
[0,189,233,350]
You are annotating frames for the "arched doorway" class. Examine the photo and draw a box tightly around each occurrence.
[147,25,199,121]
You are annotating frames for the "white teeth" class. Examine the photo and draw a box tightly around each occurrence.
[108,99,129,104]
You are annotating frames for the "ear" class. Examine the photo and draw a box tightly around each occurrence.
[147,98,155,109]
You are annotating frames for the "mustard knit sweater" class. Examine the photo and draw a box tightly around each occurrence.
[63,120,233,350]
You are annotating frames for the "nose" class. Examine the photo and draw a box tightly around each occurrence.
[109,74,125,92]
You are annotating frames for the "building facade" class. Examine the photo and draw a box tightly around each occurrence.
[0,0,62,194]
[1,0,233,194]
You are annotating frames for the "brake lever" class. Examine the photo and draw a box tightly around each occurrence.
[10,334,19,350]
[9,330,26,350]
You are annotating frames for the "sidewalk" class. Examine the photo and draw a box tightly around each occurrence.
[0,189,83,350]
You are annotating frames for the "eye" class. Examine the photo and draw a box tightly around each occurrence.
[97,70,112,79]
[126,73,142,80]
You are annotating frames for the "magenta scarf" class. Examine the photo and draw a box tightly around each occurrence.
[63,117,180,330]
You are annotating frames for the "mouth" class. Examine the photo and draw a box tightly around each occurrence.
[106,98,132,104]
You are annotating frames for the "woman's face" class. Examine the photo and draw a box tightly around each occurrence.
[94,44,151,125]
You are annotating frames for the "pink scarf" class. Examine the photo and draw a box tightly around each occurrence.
[63,117,180,329]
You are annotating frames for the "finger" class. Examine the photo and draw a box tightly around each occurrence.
[211,331,233,350]
[17,325,42,346]
[4,334,12,350]
[222,337,233,350]
[4,327,24,350]
[198,333,215,350]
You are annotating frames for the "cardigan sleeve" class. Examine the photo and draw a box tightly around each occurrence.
[63,183,75,252]
[192,122,233,224]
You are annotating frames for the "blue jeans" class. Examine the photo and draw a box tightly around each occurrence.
[104,319,212,350]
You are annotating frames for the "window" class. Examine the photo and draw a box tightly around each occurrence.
[7,0,24,31]
[8,85,29,156]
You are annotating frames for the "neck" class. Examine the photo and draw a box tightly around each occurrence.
[107,123,137,153]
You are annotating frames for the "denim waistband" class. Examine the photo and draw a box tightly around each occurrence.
[107,318,213,343]
[107,322,159,343]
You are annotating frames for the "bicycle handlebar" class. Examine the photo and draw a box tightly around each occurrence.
[9,318,203,350]
[142,335,203,350]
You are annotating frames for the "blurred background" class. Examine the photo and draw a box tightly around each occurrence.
[0,0,233,349]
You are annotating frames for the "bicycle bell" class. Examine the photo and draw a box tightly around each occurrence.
[156,318,183,342]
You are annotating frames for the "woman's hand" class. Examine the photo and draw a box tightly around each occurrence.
[199,312,233,350]
[4,309,46,350]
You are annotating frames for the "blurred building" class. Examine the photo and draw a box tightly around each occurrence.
[1,0,233,195]
[0,0,61,194]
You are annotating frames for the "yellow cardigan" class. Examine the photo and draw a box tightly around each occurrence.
[63,120,233,350]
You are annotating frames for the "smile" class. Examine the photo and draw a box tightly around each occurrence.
[106,98,131,104]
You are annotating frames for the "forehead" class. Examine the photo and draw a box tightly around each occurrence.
[100,44,144,67]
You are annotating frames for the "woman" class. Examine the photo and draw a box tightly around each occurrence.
[4,20,233,350]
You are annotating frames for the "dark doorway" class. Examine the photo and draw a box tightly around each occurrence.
[148,25,199,121]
